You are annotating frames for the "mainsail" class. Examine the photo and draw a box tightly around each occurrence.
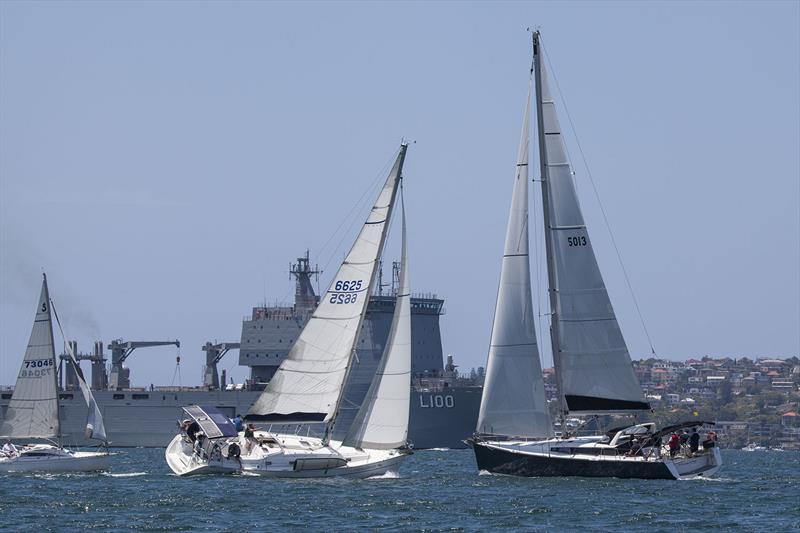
[476,80,554,439]
[342,190,411,449]
[247,145,407,424]
[0,274,60,439]
[532,33,648,414]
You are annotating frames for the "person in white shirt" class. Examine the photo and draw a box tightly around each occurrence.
[1,440,18,458]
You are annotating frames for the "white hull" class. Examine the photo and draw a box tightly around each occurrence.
[0,444,109,473]
[165,431,409,478]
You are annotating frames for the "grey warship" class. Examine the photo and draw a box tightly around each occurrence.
[0,253,481,448]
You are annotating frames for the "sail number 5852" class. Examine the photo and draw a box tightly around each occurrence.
[567,236,587,247]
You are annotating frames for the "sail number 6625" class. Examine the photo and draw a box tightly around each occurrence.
[334,280,362,292]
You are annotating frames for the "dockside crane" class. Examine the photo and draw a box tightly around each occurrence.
[108,339,180,390]
[202,342,240,390]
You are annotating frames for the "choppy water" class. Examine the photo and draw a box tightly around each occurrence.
[1,449,797,532]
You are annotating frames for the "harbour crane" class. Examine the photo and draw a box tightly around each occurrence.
[108,339,180,390]
[202,342,240,390]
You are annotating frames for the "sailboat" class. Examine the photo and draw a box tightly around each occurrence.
[0,274,110,473]
[165,144,413,477]
[471,32,722,480]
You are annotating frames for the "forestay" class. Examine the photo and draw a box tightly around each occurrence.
[0,275,60,439]
[247,145,407,423]
[534,41,648,413]
[477,81,554,439]
[343,192,411,450]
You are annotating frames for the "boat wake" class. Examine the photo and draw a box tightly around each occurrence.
[679,475,735,483]
[367,470,401,480]
[423,448,451,452]
[103,472,146,478]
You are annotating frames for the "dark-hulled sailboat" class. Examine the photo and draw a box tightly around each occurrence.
[471,32,722,480]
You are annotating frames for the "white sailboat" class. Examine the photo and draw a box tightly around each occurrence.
[0,274,110,473]
[471,32,722,480]
[165,144,413,477]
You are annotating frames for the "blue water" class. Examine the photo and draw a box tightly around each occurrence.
[1,449,797,532]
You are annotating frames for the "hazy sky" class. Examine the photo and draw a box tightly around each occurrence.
[1,1,798,387]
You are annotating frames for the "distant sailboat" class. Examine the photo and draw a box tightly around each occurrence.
[471,32,722,480]
[0,274,109,473]
[165,144,413,477]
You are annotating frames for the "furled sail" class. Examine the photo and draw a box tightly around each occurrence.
[476,81,554,439]
[247,145,407,424]
[533,35,648,413]
[342,191,411,449]
[0,275,60,439]
[52,307,107,442]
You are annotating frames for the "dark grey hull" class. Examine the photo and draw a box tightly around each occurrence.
[473,442,675,480]
[1,386,481,449]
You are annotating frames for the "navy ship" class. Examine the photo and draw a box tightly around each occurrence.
[0,254,481,448]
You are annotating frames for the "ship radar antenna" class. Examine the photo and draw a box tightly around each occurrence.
[290,250,322,311]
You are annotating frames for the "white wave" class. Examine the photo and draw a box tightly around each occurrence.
[422,448,450,452]
[367,470,401,479]
[103,472,147,478]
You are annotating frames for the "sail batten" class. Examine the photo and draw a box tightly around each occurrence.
[476,78,554,440]
[532,32,647,415]
[246,146,407,425]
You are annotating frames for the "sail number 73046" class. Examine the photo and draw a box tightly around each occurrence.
[329,280,364,304]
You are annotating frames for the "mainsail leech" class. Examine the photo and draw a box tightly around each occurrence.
[532,32,648,414]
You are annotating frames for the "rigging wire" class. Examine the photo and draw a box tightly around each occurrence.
[272,147,400,306]
[540,42,657,356]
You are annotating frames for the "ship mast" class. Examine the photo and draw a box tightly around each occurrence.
[531,31,567,425]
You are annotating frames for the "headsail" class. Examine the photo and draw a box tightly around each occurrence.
[532,32,648,414]
[476,80,554,438]
[247,145,407,424]
[0,274,60,439]
[342,189,411,449]
[52,304,107,442]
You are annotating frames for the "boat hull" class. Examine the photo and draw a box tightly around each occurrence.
[0,446,109,473]
[473,441,722,480]
[165,433,408,478]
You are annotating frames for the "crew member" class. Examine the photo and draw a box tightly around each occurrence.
[668,432,680,458]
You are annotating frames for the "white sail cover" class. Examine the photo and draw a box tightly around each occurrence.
[342,194,411,449]
[534,41,648,413]
[247,145,407,423]
[477,82,554,438]
[59,326,107,442]
[0,275,60,439]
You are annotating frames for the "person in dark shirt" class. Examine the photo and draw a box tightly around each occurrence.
[244,423,257,454]
[689,428,701,456]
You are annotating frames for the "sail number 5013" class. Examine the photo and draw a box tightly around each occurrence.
[567,236,587,247]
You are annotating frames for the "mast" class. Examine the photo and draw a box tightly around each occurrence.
[42,273,62,445]
[532,31,566,421]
